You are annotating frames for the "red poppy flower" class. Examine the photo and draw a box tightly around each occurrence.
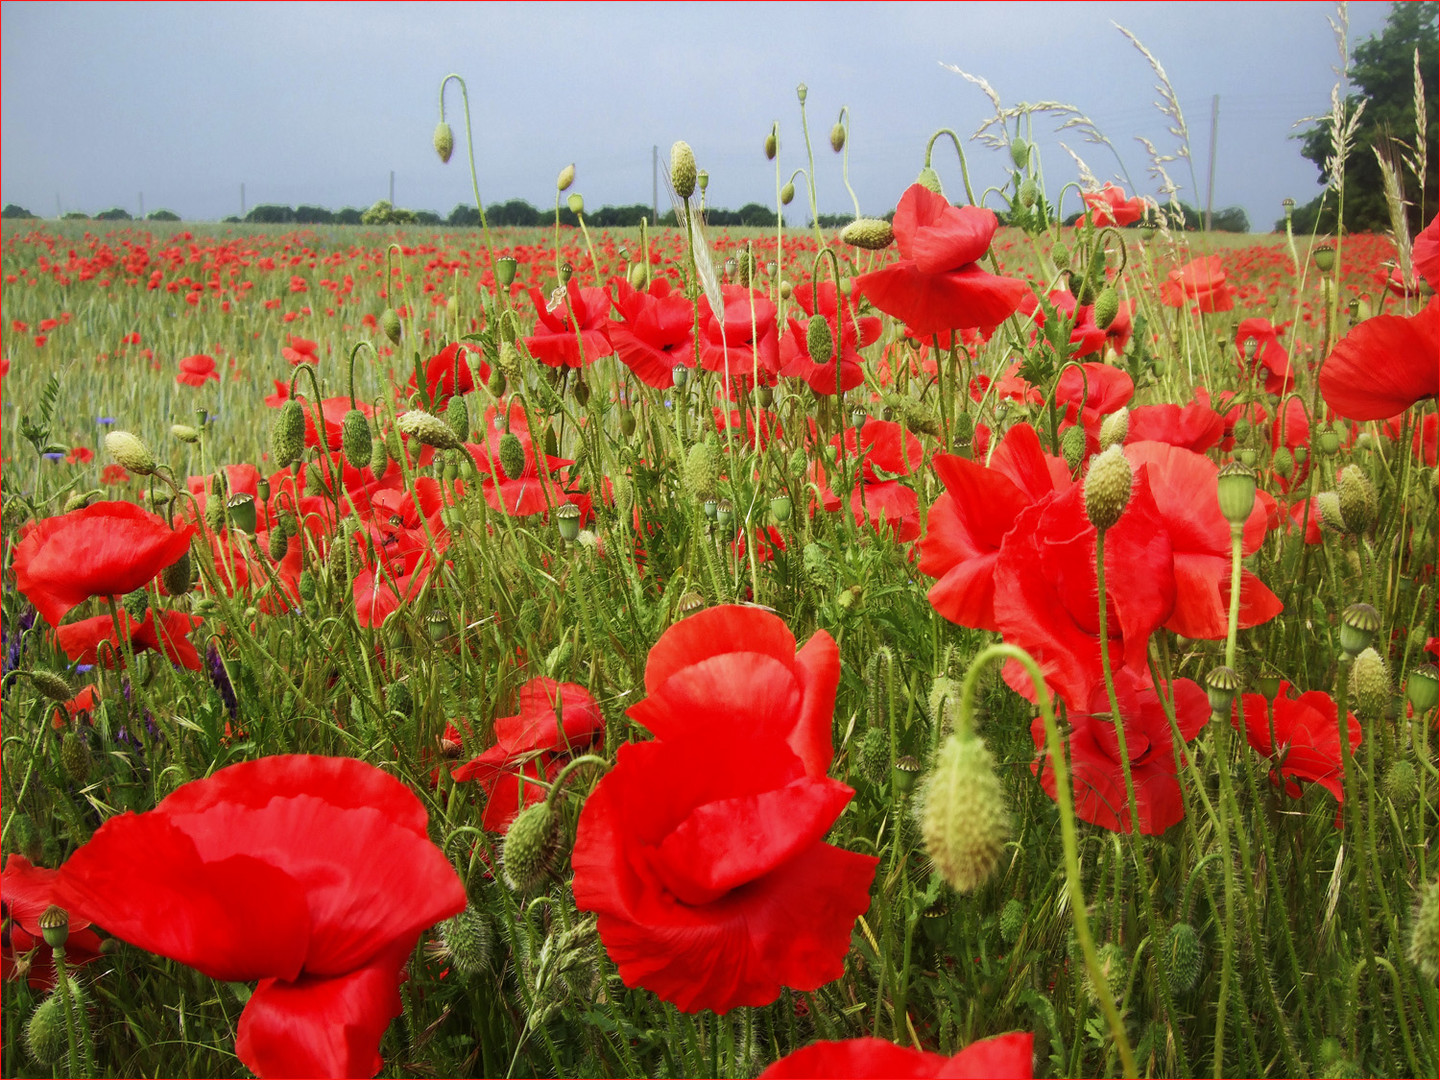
[2,855,105,989]
[609,276,695,388]
[524,282,612,368]
[51,756,466,1079]
[1318,296,1439,421]
[1080,184,1145,228]
[1231,683,1360,808]
[779,281,879,395]
[919,423,1072,632]
[993,471,1175,713]
[853,185,1028,337]
[699,285,782,392]
[13,502,196,628]
[813,419,926,541]
[1160,255,1236,313]
[407,342,484,410]
[1031,669,1209,835]
[66,446,96,465]
[452,678,603,832]
[177,353,220,386]
[1125,396,1224,453]
[55,609,205,671]
[1123,442,1280,640]
[1234,318,1293,395]
[760,1032,1034,1078]
[52,683,100,729]
[281,335,319,366]
[467,401,583,518]
[572,606,877,1014]
[1020,290,1107,359]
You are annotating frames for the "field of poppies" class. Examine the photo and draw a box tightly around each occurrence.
[2,74,1438,1080]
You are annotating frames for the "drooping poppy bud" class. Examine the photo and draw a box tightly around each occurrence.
[806,315,833,366]
[840,218,894,250]
[270,400,306,467]
[829,122,846,153]
[433,121,455,164]
[435,906,492,977]
[341,408,371,467]
[502,800,562,892]
[1084,445,1134,531]
[1093,284,1120,330]
[1337,464,1377,534]
[397,409,463,451]
[104,431,156,476]
[1168,922,1203,993]
[1098,407,1129,452]
[918,731,1010,894]
[162,549,193,596]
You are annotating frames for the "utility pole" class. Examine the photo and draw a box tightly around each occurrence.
[390,170,395,206]
[139,192,144,219]
[241,183,246,217]
[652,145,658,224]
[1204,94,1219,232]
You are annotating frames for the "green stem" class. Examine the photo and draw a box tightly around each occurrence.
[438,74,495,264]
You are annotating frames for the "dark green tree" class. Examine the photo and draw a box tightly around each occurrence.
[2,204,36,219]
[1292,1,1437,234]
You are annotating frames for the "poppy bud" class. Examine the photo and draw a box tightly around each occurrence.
[341,408,371,468]
[327,534,352,589]
[297,569,316,602]
[26,984,85,1066]
[61,730,90,785]
[381,307,402,345]
[497,341,523,381]
[63,489,101,513]
[829,122,846,153]
[171,423,201,444]
[1018,178,1039,208]
[436,906,492,977]
[840,218,895,250]
[806,314,833,365]
[1352,647,1391,720]
[502,800,563,892]
[1205,665,1242,716]
[104,430,157,476]
[1314,491,1344,534]
[916,166,943,194]
[1407,878,1439,979]
[1093,285,1120,330]
[1407,664,1439,713]
[858,726,889,785]
[927,675,960,735]
[433,121,455,164]
[397,409,463,451]
[497,432,526,481]
[1009,138,1031,169]
[1098,408,1129,452]
[1051,241,1071,267]
[997,898,1025,943]
[1271,446,1294,480]
[572,378,590,407]
[26,669,72,703]
[554,502,581,543]
[270,400,305,467]
[918,731,1010,893]
[367,436,390,478]
[123,587,150,624]
[612,473,634,519]
[1337,464,1377,534]
[764,131,777,160]
[1216,460,1257,527]
[1083,445,1133,532]
[265,526,290,566]
[683,441,720,499]
[1060,425,1086,472]
[444,394,470,445]
[556,163,576,192]
[1338,602,1380,656]
[1168,922,1203,993]
[1384,760,1419,807]
[670,142,697,200]
[780,182,795,206]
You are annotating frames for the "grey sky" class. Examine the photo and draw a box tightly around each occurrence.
[1,2,1394,230]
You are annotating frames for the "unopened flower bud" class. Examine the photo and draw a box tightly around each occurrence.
[270,400,306,467]
[1060,425,1086,472]
[1337,464,1377,534]
[63,489,100,513]
[497,432,526,480]
[780,182,795,206]
[1000,898,1025,943]
[919,732,1010,893]
[342,408,372,467]
[1018,178,1039,208]
[764,131,777,160]
[840,218,894,250]
[1093,285,1120,330]
[502,800,563,892]
[1384,759,1419,807]
[1271,446,1294,479]
[397,409,462,451]
[25,669,72,703]
[1009,138,1031,169]
[444,394,470,444]
[380,308,402,345]
[1407,878,1439,979]
[669,142,697,200]
[1168,922,1204,993]
[171,423,201,444]
[806,314,834,365]
[1098,408,1129,452]
[104,431,156,476]
[1084,445,1134,531]
[436,906,492,976]
[916,166,943,194]
[556,163,576,192]
[1352,647,1391,720]
[433,121,455,164]
[829,122,846,153]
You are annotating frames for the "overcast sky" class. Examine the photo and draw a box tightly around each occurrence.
[1,2,1394,231]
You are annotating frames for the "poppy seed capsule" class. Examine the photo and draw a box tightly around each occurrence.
[433,120,454,164]
[1205,665,1242,715]
[840,218,895,250]
[1338,602,1381,656]
[341,408,371,468]
[104,431,157,476]
[1216,461,1257,526]
[670,142,697,200]
[494,255,518,289]
[806,315,833,365]
[1084,445,1133,532]
[37,904,69,950]
[502,800,562,892]
[171,423,201,444]
[919,731,1010,894]
[556,163,575,192]
[555,502,581,543]
[397,409,462,451]
[567,192,584,215]
[227,493,257,535]
[1407,664,1439,713]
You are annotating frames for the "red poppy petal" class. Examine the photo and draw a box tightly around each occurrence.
[760,1037,952,1078]
[234,941,409,1080]
[1319,298,1439,420]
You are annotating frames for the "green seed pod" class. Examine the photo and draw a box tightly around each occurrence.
[433,120,455,164]
[1098,408,1129,452]
[554,502,582,543]
[787,446,809,482]
[905,401,941,438]
[918,731,1010,893]
[567,192,584,216]
[1092,285,1120,330]
[1061,424,1087,472]
[397,409,462,451]
[1351,647,1391,720]
[840,218,895,251]
[380,308,402,345]
[806,314,834,365]
[1337,464,1377,534]
[60,730,90,785]
[497,432,526,481]
[1216,461,1257,526]
[628,260,647,291]
[1406,664,1439,713]
[1384,759,1419,807]
[437,906,492,977]
[829,122,846,153]
[1084,445,1133,532]
[891,754,921,796]
[502,800,563,892]
[341,409,372,467]
[1312,243,1336,274]
[619,407,637,438]
[1168,922,1203,993]
[1205,665,1242,716]
[161,549,194,596]
[780,182,795,206]
[1339,602,1381,657]
[916,166,943,194]
[927,675,961,735]
[769,493,792,523]
[1407,878,1439,979]
[271,400,306,467]
[669,142,697,200]
[327,535,352,589]
[26,983,86,1066]
[556,163,576,192]
[999,898,1025,944]
[104,430,157,476]
[444,394,470,445]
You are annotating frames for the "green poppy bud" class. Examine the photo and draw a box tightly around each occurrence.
[829,122,846,153]
[919,732,1010,893]
[444,394,470,445]
[806,314,834,365]
[858,726,889,785]
[1384,759,1419,807]
[1352,647,1391,720]
[840,218,894,250]
[1271,446,1294,479]
[1337,464,1377,534]
[1093,285,1120,330]
[1407,878,1439,979]
[780,182,795,206]
[380,308,402,345]
[567,192,584,216]
[1000,898,1025,943]
[104,430,157,476]
[764,131,777,160]
[341,408,372,467]
[25,669,72,703]
[497,432,526,481]
[556,163,576,192]
[1098,408,1129,452]
[397,409,462,451]
[502,800,563,892]
[1168,922,1203,993]
[1009,138,1030,169]
[433,121,455,164]
[916,166,943,194]
[60,731,90,785]
[436,906,492,977]
[171,423,201,444]
[1084,445,1134,531]
[670,142,697,200]
[1061,425,1087,472]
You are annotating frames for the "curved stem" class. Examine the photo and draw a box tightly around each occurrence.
[439,74,495,264]
[923,129,980,208]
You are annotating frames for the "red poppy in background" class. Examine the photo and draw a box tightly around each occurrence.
[1413,214,1439,289]
[1124,442,1281,640]
[609,276,695,388]
[13,502,196,628]
[699,285,782,392]
[467,400,583,518]
[1319,296,1439,421]
[408,342,484,410]
[1160,255,1237,313]
[1125,396,1225,453]
[2,855,105,989]
[281,335,319,366]
[813,419,926,541]
[760,1032,1034,1079]
[177,353,220,386]
[1234,318,1293,395]
[1080,184,1145,228]
[452,678,603,832]
[524,282,612,368]
[55,609,205,671]
[854,184,1028,338]
[919,423,1072,632]
[1231,683,1360,810]
[573,607,877,1013]
[1031,669,1209,835]
[52,756,466,1079]
[779,281,879,395]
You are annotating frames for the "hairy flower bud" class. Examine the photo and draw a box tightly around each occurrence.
[1093,284,1120,330]
[104,430,157,476]
[1000,898,1025,943]
[1337,464,1377,535]
[444,394,470,445]
[682,441,721,499]
[26,669,73,703]
[61,730,90,785]
[1271,446,1294,479]
[779,182,795,206]
[1384,760,1418,807]
[806,314,834,365]
[1351,647,1391,720]
[433,120,455,164]
[341,408,372,468]
[840,217,895,250]
[764,131,777,160]
[497,432,526,481]
[380,307,402,346]
[556,163,575,192]
[1084,445,1134,531]
[26,983,86,1066]
[502,800,563,892]
[436,906,492,977]
[669,142,697,200]
[919,732,1010,893]
[397,409,462,451]
[1408,878,1439,979]
[1061,425,1087,472]
[1098,408,1129,452]
[1009,138,1031,169]
[916,166,943,194]
[171,423,201,444]
[1168,922,1203,993]
[270,400,306,467]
